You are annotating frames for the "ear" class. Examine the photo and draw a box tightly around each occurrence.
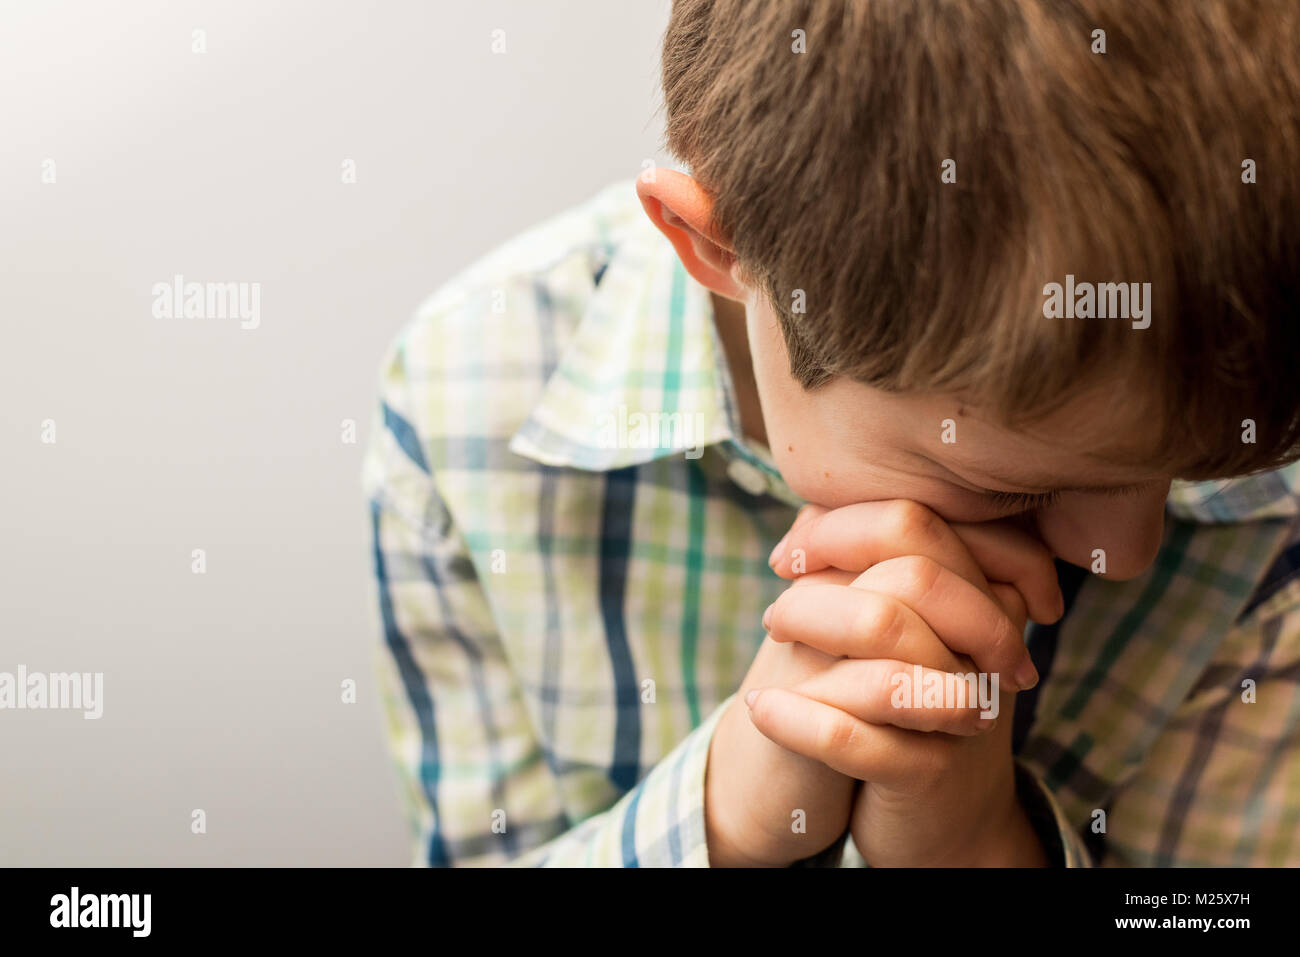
[635,169,747,300]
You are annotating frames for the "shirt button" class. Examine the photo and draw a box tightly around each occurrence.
[726,458,769,496]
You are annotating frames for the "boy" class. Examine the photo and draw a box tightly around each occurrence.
[363,0,1300,866]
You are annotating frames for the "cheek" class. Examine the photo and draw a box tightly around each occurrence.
[747,328,836,498]
[751,370,902,507]
[744,306,923,509]
[768,432,905,509]
[772,452,864,508]
[1034,491,1169,579]
[756,401,877,506]
[765,424,840,504]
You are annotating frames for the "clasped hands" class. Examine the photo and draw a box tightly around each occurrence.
[705,500,1065,867]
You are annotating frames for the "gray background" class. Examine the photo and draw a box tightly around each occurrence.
[0,0,673,865]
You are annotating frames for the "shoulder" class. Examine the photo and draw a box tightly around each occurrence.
[363,179,651,561]
[374,179,647,454]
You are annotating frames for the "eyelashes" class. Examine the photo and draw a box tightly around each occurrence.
[984,483,1146,513]
[985,489,1064,511]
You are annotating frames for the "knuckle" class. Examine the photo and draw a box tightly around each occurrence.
[884,499,942,548]
[897,554,943,602]
[815,710,858,756]
[852,592,904,655]
[876,597,908,656]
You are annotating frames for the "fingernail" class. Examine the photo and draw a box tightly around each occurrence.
[761,603,773,631]
[768,534,789,568]
[745,689,760,709]
[1015,658,1040,691]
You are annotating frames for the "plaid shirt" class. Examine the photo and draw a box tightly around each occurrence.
[363,178,1300,867]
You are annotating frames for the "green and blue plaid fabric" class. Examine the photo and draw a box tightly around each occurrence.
[363,179,1300,867]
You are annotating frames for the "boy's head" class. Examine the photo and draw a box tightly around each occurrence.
[639,0,1300,578]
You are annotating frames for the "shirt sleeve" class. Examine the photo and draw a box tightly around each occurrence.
[1013,759,1092,867]
[363,341,725,867]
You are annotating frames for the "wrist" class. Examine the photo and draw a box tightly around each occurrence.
[705,812,786,867]
[946,791,1051,867]
[704,703,795,867]
[853,776,1049,867]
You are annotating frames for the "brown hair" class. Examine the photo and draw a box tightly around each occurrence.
[661,0,1300,478]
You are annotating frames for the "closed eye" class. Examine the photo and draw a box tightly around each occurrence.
[984,489,1063,511]
[983,483,1146,513]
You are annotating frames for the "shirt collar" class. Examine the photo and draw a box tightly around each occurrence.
[508,208,805,506]
[1166,463,1300,523]
[508,192,1300,524]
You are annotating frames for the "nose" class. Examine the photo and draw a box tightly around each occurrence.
[1032,483,1171,580]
